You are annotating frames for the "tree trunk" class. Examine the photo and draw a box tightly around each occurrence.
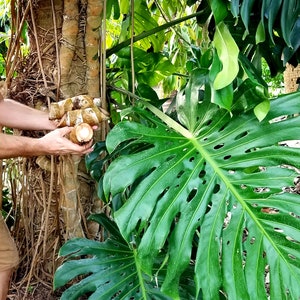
[284,63,300,93]
[5,0,105,296]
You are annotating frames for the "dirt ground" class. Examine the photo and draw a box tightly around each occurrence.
[8,284,61,300]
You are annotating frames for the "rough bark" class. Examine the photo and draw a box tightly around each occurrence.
[4,0,105,296]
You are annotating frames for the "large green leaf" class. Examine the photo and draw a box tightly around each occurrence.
[54,214,197,299]
[103,90,300,299]
[280,0,300,48]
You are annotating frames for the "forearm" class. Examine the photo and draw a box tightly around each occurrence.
[0,133,46,159]
[0,99,56,130]
[0,127,94,159]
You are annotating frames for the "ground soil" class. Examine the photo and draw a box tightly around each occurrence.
[8,284,60,300]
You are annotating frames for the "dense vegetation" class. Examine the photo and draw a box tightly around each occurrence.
[2,0,300,299]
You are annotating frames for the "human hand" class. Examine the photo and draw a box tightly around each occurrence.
[39,127,94,156]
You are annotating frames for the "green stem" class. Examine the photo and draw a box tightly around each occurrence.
[133,248,148,299]
[111,86,194,139]
[107,11,202,57]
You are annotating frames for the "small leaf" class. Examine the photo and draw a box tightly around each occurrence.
[255,20,266,44]
[136,83,160,104]
[210,0,228,24]
[213,22,239,90]
[254,99,270,121]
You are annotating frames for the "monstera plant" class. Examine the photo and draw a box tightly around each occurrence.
[54,67,300,298]
[54,0,300,299]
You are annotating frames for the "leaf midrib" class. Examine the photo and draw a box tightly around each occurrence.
[189,136,300,282]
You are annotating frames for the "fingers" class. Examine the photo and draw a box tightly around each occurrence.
[47,126,95,156]
[56,126,73,136]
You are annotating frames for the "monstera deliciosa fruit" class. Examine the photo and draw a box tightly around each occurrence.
[55,74,300,299]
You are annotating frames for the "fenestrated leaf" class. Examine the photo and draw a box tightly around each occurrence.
[54,214,197,299]
[103,90,300,299]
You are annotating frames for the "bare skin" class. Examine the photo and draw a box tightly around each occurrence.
[0,269,11,300]
[0,97,94,298]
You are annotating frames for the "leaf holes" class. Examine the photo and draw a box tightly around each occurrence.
[214,143,224,150]
[213,184,220,194]
[289,212,300,219]
[250,237,256,244]
[111,290,122,299]
[157,187,169,201]
[288,253,296,260]
[286,236,299,244]
[189,156,195,162]
[223,155,231,160]
[234,131,249,140]
[205,201,212,214]
[245,147,257,153]
[219,124,227,132]
[228,170,235,174]
[285,289,291,296]
[198,89,205,101]
[242,228,248,242]
[202,180,207,185]
[187,188,197,202]
[199,170,206,178]
[261,207,279,214]
[205,119,213,126]
[254,187,270,193]
[165,154,176,162]
[223,212,231,229]
[177,170,184,178]
[274,227,284,233]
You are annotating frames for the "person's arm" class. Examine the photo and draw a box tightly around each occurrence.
[0,98,56,130]
[0,127,93,159]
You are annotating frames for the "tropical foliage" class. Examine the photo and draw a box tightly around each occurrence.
[54,0,300,299]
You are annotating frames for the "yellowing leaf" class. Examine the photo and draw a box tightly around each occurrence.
[213,22,239,90]
[254,99,270,121]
